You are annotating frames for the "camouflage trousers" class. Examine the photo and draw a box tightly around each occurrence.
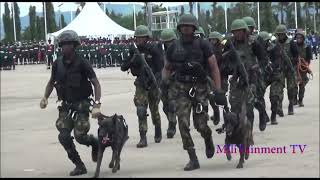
[269,73,285,113]
[134,84,161,132]
[168,80,212,151]
[284,70,298,104]
[55,99,95,146]
[295,71,309,100]
[160,79,177,125]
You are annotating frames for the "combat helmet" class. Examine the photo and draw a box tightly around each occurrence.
[208,31,223,41]
[258,31,271,41]
[134,25,151,38]
[295,29,306,39]
[242,16,256,28]
[177,14,199,31]
[274,24,287,34]
[58,30,80,47]
[230,19,249,32]
[160,29,177,42]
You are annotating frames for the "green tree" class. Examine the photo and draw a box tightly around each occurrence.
[189,2,194,15]
[13,2,21,41]
[3,2,13,43]
[261,2,277,32]
[285,3,295,29]
[61,14,67,28]
[29,5,36,41]
[35,16,45,41]
[45,2,57,33]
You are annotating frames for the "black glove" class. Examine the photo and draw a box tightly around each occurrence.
[210,89,228,106]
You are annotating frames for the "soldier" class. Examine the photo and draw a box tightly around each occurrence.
[258,31,274,88]
[39,30,101,176]
[46,39,55,69]
[163,14,225,171]
[7,43,15,70]
[121,25,163,148]
[33,40,39,64]
[160,29,178,139]
[207,31,227,125]
[0,43,4,70]
[228,19,269,135]
[242,16,269,131]
[294,30,313,107]
[268,25,297,124]
[273,25,299,116]
[39,40,46,64]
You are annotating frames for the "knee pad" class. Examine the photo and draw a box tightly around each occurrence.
[58,129,73,149]
[75,134,93,146]
[137,106,147,119]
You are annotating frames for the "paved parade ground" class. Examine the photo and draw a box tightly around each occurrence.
[1,59,319,178]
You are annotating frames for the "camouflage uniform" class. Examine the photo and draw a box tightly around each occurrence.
[294,30,313,107]
[160,29,178,138]
[208,31,227,125]
[229,19,268,132]
[243,16,269,131]
[166,14,220,171]
[268,25,297,124]
[120,25,163,148]
[48,30,99,176]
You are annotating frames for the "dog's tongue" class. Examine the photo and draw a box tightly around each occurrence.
[102,136,110,144]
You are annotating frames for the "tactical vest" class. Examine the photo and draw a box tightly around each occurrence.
[233,38,258,72]
[54,55,93,102]
[170,38,206,74]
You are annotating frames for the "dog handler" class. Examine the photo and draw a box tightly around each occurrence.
[40,30,102,176]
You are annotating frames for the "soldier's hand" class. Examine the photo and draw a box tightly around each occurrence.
[91,104,101,119]
[40,97,48,109]
[211,89,228,106]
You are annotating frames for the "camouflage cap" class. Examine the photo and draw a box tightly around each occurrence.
[231,19,248,32]
[160,29,177,42]
[177,14,199,31]
[134,25,151,38]
[242,16,256,28]
[258,31,271,41]
[208,31,223,41]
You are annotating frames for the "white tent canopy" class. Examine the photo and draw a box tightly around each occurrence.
[50,2,134,38]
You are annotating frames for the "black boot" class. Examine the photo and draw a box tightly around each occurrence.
[184,148,200,171]
[65,144,87,176]
[258,112,267,131]
[277,109,284,117]
[293,97,298,105]
[204,136,215,158]
[136,131,147,148]
[288,103,294,115]
[69,163,87,176]
[298,98,304,107]
[271,111,278,125]
[154,126,162,143]
[167,122,176,139]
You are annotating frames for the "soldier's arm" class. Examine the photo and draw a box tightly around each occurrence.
[83,59,101,102]
[202,40,221,89]
[120,47,134,72]
[252,39,268,67]
[43,61,56,99]
[151,45,163,75]
[290,40,299,66]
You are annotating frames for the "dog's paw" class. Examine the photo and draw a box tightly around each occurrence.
[236,163,243,168]
[226,153,232,161]
[109,162,114,168]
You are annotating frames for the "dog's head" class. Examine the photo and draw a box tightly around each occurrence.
[224,111,238,137]
[97,114,115,146]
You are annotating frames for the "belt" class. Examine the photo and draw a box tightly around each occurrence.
[175,74,206,83]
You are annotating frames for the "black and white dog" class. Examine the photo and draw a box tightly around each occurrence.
[93,113,129,178]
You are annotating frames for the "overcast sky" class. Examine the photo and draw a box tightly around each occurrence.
[0,2,190,17]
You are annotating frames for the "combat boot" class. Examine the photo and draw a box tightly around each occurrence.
[271,111,278,125]
[69,163,87,176]
[298,98,304,107]
[277,109,284,117]
[204,136,215,158]
[293,97,298,105]
[258,112,267,131]
[288,103,294,115]
[65,144,87,176]
[167,122,176,139]
[184,148,200,171]
[154,126,162,143]
[136,131,147,148]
